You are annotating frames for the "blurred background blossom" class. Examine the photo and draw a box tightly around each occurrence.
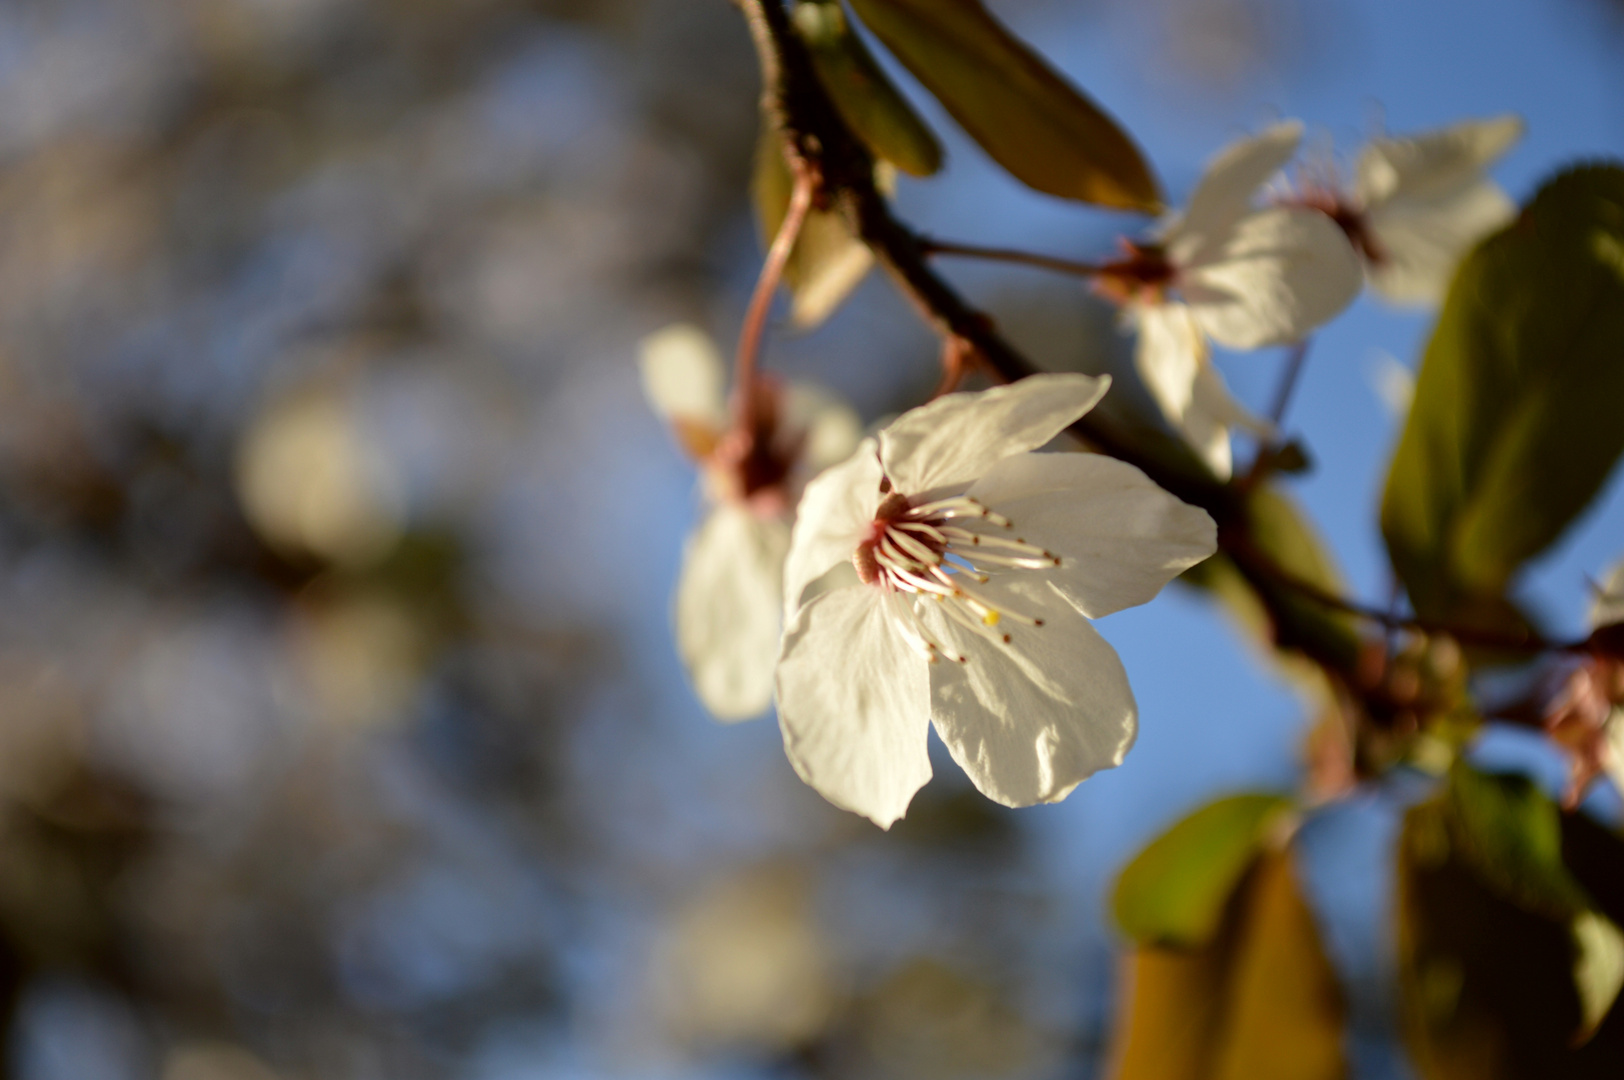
[0,1,1618,1078]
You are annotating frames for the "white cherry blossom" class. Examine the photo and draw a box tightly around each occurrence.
[776,374,1216,827]
[1590,557,1624,633]
[1591,559,1624,800]
[1544,558,1624,805]
[1287,116,1524,306]
[1097,121,1363,479]
[641,323,859,721]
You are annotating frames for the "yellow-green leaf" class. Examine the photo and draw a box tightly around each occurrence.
[1381,164,1624,625]
[1113,792,1294,948]
[751,125,884,328]
[846,0,1160,211]
[1111,850,1348,1080]
[1572,912,1624,1042]
[792,0,943,177]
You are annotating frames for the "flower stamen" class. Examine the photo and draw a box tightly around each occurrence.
[860,483,1054,653]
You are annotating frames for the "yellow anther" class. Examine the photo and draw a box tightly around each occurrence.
[982,610,1001,627]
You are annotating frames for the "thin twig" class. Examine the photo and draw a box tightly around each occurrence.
[734,160,816,431]
[919,238,1103,279]
[1228,535,1569,655]
[1266,338,1313,428]
[1242,338,1313,484]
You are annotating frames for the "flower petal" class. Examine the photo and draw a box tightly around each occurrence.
[639,323,729,434]
[782,441,883,614]
[1167,120,1304,265]
[878,373,1109,497]
[1592,557,1624,630]
[1132,303,1262,479]
[1183,207,1362,350]
[964,451,1216,618]
[1365,180,1516,306]
[782,383,864,473]
[776,587,932,828]
[1354,115,1523,208]
[918,581,1136,807]
[676,505,791,721]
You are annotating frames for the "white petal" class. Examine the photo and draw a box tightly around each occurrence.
[1354,115,1524,208]
[776,587,932,828]
[1183,207,1362,350]
[676,505,791,721]
[782,383,863,473]
[639,324,729,432]
[1167,120,1304,265]
[964,451,1216,618]
[878,373,1110,497]
[1133,302,1203,423]
[1132,303,1253,479]
[1592,558,1624,630]
[1365,180,1516,306]
[918,581,1136,808]
[782,441,883,614]
[1607,710,1624,800]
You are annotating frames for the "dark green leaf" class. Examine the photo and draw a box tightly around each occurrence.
[1563,808,1624,928]
[1399,769,1624,1074]
[1382,164,1624,624]
[1445,763,1591,920]
[1398,786,1624,1078]
[792,0,943,177]
[846,0,1160,211]
[1113,792,1294,948]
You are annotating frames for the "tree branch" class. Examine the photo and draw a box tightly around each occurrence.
[732,0,1571,709]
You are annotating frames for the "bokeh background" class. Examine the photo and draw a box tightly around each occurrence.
[1,0,1622,1077]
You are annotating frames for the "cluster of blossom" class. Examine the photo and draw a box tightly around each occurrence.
[642,116,1522,828]
[1104,115,1521,478]
[1544,559,1624,805]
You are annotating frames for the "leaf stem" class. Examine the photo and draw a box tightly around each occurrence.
[1266,338,1313,428]
[919,238,1103,279]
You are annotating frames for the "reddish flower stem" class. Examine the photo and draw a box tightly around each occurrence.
[733,159,816,432]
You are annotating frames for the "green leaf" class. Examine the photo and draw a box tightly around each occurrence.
[1112,850,1349,1080]
[845,0,1160,211]
[792,0,943,177]
[1562,809,1624,1038]
[1444,763,1592,920]
[1562,807,1624,927]
[1572,912,1624,1041]
[1113,792,1294,948]
[1400,795,1583,1078]
[751,124,882,327]
[1398,769,1624,1074]
[1381,164,1624,624]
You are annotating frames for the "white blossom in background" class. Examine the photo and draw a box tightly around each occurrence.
[1545,557,1624,805]
[1095,121,1362,480]
[1592,558,1624,631]
[1591,558,1624,801]
[1283,116,1524,306]
[641,323,860,721]
[776,374,1216,828]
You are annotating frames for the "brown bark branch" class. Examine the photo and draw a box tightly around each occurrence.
[732,0,1571,691]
